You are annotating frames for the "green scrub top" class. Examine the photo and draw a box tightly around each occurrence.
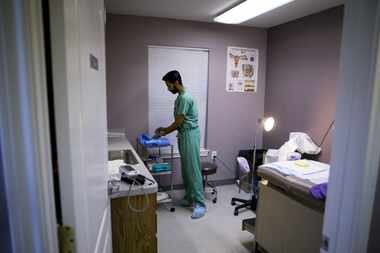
[174,91,199,131]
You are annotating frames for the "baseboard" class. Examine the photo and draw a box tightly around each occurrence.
[161,178,235,191]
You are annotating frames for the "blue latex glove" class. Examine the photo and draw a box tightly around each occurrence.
[138,133,171,148]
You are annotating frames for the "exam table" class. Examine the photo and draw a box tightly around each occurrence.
[252,164,326,253]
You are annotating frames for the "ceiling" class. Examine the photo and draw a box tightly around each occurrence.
[106,0,344,28]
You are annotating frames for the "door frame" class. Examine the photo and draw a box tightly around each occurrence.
[0,0,58,252]
[322,0,380,253]
[1,0,380,253]
[48,0,111,252]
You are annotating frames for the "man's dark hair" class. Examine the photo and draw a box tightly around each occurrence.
[162,70,183,85]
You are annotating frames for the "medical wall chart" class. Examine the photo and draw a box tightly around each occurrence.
[226,46,259,93]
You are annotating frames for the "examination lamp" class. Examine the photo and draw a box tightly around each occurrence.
[214,0,295,24]
[252,116,275,196]
[262,117,275,132]
[253,116,275,164]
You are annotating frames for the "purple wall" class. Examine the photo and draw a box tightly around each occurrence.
[263,6,344,162]
[106,15,267,182]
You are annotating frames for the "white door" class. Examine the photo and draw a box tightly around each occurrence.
[49,0,111,252]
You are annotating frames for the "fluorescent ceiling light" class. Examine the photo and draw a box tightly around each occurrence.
[214,0,295,24]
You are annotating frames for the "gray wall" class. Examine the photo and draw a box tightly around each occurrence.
[263,6,344,162]
[106,15,267,183]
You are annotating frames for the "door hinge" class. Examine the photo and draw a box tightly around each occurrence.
[58,225,75,253]
[321,234,329,251]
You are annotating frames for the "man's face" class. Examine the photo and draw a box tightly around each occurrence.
[165,81,178,94]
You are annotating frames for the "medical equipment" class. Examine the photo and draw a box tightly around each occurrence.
[319,120,335,147]
[125,175,149,213]
[119,172,156,213]
[121,172,145,185]
[108,157,153,213]
[108,169,152,213]
[275,132,322,162]
[253,159,330,252]
[119,165,138,177]
[151,163,171,173]
[232,117,275,216]
[136,136,176,212]
[289,132,321,155]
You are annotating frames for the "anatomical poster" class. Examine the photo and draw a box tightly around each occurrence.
[226,46,259,93]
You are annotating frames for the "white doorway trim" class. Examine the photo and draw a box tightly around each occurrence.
[322,1,380,253]
[0,0,58,252]
[48,0,111,252]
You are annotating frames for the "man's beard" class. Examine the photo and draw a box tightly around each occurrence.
[169,87,179,94]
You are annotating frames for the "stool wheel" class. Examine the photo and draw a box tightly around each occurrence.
[213,198,217,204]
[231,200,236,206]
[234,210,239,216]
[170,207,175,212]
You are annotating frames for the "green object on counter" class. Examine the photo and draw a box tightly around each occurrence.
[152,163,171,172]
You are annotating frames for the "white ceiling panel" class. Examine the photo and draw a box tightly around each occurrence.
[106,0,344,28]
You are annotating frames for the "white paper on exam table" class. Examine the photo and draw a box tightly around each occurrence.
[260,160,330,184]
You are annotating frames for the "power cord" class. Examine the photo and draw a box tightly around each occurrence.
[127,176,150,213]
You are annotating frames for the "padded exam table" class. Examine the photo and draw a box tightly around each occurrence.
[253,165,325,253]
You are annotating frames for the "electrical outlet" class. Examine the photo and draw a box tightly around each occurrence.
[211,151,218,159]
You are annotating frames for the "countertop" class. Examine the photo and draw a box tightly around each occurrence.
[108,137,158,199]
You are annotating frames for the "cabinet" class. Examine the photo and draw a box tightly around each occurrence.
[254,183,323,253]
[111,193,157,253]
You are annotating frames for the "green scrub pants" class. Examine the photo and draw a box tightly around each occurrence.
[178,127,205,206]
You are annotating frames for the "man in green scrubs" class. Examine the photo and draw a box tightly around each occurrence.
[155,70,206,219]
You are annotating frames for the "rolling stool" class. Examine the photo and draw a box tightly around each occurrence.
[201,161,218,203]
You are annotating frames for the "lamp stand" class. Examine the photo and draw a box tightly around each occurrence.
[251,120,260,197]
[232,117,274,216]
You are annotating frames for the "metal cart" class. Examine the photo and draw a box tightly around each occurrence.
[136,139,176,212]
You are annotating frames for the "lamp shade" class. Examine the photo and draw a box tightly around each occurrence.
[263,117,275,132]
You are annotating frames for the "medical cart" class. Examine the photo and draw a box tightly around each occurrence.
[136,139,176,212]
